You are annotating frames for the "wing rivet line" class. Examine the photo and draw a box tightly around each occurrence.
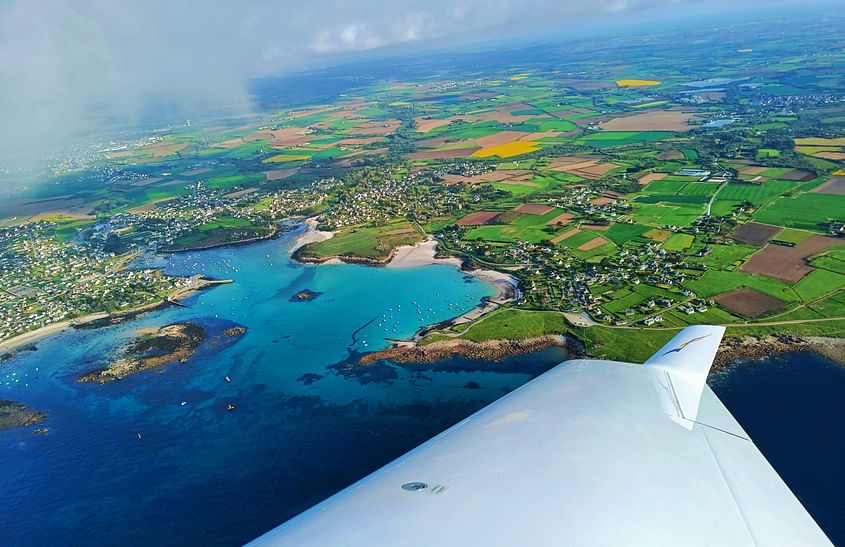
[401,482,428,492]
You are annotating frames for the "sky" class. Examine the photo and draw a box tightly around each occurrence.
[0,0,837,170]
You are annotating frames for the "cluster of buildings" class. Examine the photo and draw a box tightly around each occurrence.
[0,227,181,340]
[319,170,464,229]
[0,177,337,342]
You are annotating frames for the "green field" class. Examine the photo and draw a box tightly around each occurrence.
[465,208,569,244]
[572,326,675,363]
[204,173,266,190]
[809,293,845,318]
[604,223,651,245]
[684,270,797,301]
[453,308,569,342]
[775,228,815,245]
[491,176,564,197]
[168,217,273,251]
[757,148,782,158]
[793,270,845,301]
[716,180,794,203]
[630,202,704,226]
[553,229,605,250]
[643,179,685,194]
[46,220,94,242]
[301,221,422,261]
[196,217,253,230]
[678,182,721,196]
[663,233,694,251]
[688,243,756,269]
[579,131,675,148]
[755,193,845,231]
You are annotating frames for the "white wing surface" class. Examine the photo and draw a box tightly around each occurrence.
[250,325,830,546]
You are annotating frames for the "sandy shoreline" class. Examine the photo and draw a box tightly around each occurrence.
[387,239,521,333]
[292,224,520,308]
[386,239,463,269]
[290,223,521,342]
[290,218,334,253]
[388,239,519,301]
[0,278,231,355]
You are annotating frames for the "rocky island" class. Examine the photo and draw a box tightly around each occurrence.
[78,323,211,384]
[0,399,46,433]
[290,289,323,302]
[359,335,578,365]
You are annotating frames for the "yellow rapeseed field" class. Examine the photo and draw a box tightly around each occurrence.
[616,79,662,87]
[263,154,311,163]
[795,146,840,155]
[472,141,540,158]
[794,137,845,146]
[643,229,672,242]
[632,101,669,109]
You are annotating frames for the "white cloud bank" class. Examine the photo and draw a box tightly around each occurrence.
[0,0,834,168]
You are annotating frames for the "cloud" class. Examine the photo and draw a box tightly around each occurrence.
[0,0,834,172]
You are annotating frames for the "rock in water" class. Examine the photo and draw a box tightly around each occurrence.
[0,399,47,433]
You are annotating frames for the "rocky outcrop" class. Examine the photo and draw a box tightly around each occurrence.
[78,323,208,384]
[0,399,46,433]
[713,334,845,371]
[360,335,578,365]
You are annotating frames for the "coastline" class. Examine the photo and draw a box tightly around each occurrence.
[714,334,845,371]
[292,221,845,368]
[292,226,520,304]
[359,335,579,365]
[158,224,280,254]
[0,277,232,355]
[384,239,521,340]
[290,218,334,254]
[291,223,521,337]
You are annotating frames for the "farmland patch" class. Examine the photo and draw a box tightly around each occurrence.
[714,288,788,317]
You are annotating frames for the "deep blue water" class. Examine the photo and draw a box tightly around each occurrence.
[3,228,842,545]
[0,227,568,546]
[711,352,845,544]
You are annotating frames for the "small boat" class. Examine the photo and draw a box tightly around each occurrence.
[227,404,235,411]
[225,376,231,382]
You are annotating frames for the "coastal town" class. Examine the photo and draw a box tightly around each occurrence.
[2,8,845,546]
[1,17,844,359]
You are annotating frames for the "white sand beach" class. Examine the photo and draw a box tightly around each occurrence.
[291,218,333,253]
[388,238,520,304]
[386,239,462,269]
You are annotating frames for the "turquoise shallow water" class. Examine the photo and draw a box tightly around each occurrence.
[0,227,568,545]
[2,228,841,544]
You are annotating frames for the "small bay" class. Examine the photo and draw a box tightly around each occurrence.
[0,227,564,545]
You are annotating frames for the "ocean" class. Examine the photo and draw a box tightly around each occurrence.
[0,227,567,545]
[1,227,842,544]
[710,352,845,544]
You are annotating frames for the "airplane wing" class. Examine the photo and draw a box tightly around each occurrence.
[250,325,831,546]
